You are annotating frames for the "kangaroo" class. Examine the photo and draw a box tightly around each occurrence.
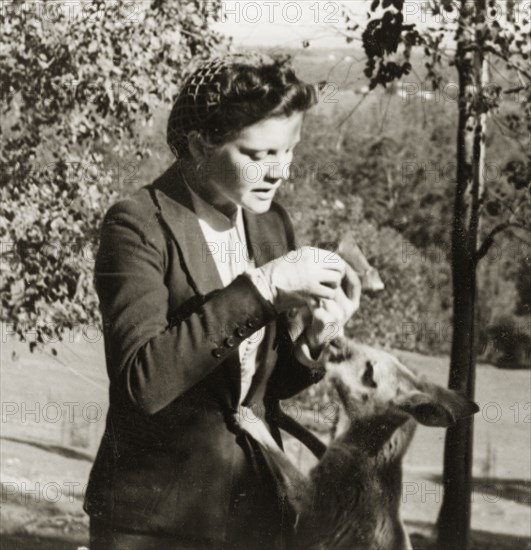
[261,338,480,550]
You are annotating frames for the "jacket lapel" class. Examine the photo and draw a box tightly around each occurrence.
[151,163,224,295]
[243,208,288,267]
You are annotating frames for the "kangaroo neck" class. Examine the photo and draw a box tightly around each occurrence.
[341,413,408,457]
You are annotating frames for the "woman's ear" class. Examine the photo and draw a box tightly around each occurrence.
[187,131,211,165]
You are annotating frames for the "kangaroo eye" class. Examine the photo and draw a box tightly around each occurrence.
[362,360,377,388]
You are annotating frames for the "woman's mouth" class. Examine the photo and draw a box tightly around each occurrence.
[252,182,281,199]
[252,188,277,199]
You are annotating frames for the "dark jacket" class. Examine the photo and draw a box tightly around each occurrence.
[83,163,324,548]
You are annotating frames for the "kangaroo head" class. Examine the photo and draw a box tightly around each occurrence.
[325,338,479,428]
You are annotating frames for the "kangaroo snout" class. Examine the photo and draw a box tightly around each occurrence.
[324,339,479,428]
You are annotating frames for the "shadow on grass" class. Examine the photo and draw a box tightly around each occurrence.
[0,533,87,550]
[408,520,531,550]
[1,436,94,462]
[1,527,529,550]
[427,474,531,507]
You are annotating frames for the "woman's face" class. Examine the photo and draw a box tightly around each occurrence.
[198,112,304,216]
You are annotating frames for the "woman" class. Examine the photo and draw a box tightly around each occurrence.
[84,52,360,550]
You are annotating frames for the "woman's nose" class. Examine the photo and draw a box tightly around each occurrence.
[264,153,292,181]
[264,163,283,182]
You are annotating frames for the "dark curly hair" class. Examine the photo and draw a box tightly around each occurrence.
[167,53,318,160]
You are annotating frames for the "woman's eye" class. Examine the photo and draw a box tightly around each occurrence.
[247,146,296,160]
[249,151,267,161]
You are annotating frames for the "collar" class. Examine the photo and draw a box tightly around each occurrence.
[181,169,243,233]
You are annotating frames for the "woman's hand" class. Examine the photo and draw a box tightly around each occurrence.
[304,264,361,352]
[259,246,347,312]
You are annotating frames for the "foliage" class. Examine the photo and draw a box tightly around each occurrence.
[278,109,452,355]
[483,313,531,368]
[276,46,528,363]
[335,99,456,249]
[361,0,420,89]
[1,0,226,346]
[323,0,531,361]
[355,0,531,248]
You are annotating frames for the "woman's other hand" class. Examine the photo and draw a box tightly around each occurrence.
[304,264,361,353]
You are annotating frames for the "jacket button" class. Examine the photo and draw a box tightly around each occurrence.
[225,336,236,348]
[235,326,247,338]
[212,347,224,358]
[246,318,257,328]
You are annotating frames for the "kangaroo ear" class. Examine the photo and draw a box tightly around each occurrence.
[396,386,479,427]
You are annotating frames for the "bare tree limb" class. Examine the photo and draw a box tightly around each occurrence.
[489,49,531,82]
[475,222,531,264]
[379,92,394,134]
[336,93,367,130]
[490,113,529,153]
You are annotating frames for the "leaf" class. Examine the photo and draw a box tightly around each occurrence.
[371,0,380,11]
[486,200,501,216]
[441,0,454,11]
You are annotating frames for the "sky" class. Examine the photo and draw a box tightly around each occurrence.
[210,0,367,48]
[210,0,527,48]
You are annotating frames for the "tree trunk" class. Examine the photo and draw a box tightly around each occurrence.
[437,1,488,548]
[437,265,477,550]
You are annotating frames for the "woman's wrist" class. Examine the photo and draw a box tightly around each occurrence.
[246,265,304,314]
[244,268,277,304]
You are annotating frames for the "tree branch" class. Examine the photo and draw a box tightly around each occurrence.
[490,113,529,153]
[330,25,363,43]
[336,93,367,130]
[475,222,531,264]
[488,49,531,82]
[379,92,394,134]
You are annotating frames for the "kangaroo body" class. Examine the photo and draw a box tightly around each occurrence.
[271,339,478,550]
[296,418,416,550]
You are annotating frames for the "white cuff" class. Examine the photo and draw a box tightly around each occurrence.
[245,267,277,304]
